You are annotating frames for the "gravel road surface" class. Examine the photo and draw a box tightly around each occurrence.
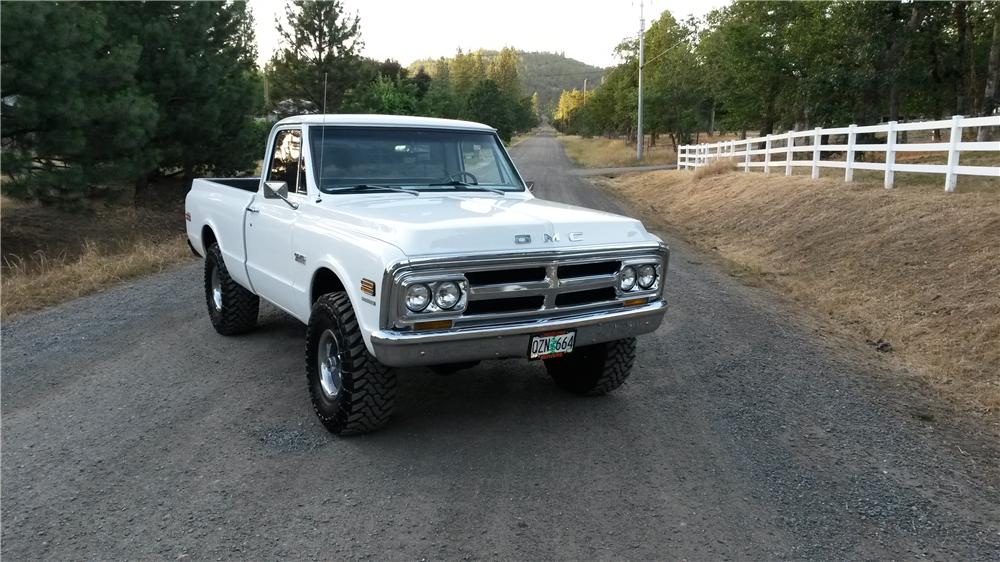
[3,130,999,560]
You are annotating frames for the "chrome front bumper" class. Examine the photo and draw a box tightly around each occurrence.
[369,301,667,367]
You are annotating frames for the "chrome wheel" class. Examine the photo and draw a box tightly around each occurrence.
[210,267,223,311]
[317,329,342,399]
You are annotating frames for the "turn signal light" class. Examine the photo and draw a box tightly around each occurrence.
[623,297,648,307]
[413,320,453,331]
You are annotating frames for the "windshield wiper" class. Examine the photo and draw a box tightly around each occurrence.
[426,180,506,196]
[324,184,419,196]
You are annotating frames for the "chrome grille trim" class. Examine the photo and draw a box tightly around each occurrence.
[380,243,669,330]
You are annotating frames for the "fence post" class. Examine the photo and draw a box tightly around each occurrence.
[678,146,683,170]
[763,135,772,174]
[845,124,857,182]
[884,120,897,189]
[785,133,793,176]
[944,115,962,192]
[811,127,822,180]
[744,140,751,172]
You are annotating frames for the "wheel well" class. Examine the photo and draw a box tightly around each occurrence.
[201,226,217,253]
[312,268,347,303]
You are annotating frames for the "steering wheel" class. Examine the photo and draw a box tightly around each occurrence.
[449,171,479,185]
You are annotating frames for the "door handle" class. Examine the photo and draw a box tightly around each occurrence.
[247,206,260,213]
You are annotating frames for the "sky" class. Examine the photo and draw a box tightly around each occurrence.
[249,0,731,69]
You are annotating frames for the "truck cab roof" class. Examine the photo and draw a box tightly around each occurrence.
[274,114,496,133]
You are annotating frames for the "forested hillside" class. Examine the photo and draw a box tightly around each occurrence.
[410,50,604,115]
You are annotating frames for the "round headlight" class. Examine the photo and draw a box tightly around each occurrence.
[434,281,462,309]
[618,266,637,291]
[404,283,431,312]
[637,264,657,289]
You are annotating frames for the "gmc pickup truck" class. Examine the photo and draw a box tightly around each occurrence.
[185,115,668,435]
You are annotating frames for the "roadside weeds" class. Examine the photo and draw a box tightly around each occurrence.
[2,237,193,318]
[1,188,194,319]
[598,169,1000,418]
[558,134,676,168]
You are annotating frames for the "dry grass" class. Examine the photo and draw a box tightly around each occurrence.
[692,158,737,180]
[558,135,677,168]
[2,182,195,318]
[2,237,192,317]
[602,169,1000,417]
[509,133,532,147]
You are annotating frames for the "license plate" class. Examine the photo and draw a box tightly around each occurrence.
[528,330,576,360]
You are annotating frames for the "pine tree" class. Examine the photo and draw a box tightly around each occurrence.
[266,0,363,112]
[1,3,157,204]
[488,47,521,94]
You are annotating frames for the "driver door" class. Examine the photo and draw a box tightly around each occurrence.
[244,127,307,314]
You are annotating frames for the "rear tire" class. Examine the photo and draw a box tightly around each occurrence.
[544,337,636,395]
[306,292,397,435]
[205,243,259,335]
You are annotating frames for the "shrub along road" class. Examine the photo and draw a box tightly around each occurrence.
[3,131,999,560]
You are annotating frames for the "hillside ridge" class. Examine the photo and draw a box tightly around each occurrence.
[408,50,604,113]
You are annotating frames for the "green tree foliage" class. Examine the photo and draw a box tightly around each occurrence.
[465,80,512,140]
[346,48,538,138]
[419,59,460,118]
[411,50,604,115]
[488,47,521,94]
[1,3,157,204]
[266,0,362,111]
[567,1,1000,149]
[105,2,263,191]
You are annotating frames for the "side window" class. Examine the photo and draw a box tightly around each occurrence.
[460,141,503,184]
[268,129,307,194]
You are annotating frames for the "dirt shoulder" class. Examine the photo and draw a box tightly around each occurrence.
[1,181,196,318]
[597,167,1000,418]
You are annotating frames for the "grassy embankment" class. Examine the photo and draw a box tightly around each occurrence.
[557,134,684,168]
[598,161,1000,417]
[1,183,195,318]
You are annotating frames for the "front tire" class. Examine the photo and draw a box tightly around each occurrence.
[544,337,637,395]
[306,292,397,435]
[204,243,259,335]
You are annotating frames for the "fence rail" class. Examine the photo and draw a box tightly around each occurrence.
[677,115,1000,192]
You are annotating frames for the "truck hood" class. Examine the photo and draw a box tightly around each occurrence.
[322,194,657,256]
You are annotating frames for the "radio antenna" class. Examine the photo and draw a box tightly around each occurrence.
[316,72,329,202]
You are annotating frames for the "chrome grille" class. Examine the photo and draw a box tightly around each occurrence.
[383,245,668,330]
[464,260,620,319]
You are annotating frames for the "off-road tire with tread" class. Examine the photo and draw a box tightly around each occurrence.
[306,292,397,435]
[205,243,259,335]
[544,337,637,395]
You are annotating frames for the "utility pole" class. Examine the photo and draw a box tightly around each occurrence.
[583,78,588,104]
[637,0,645,161]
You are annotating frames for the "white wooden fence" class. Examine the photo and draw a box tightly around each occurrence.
[677,115,1000,192]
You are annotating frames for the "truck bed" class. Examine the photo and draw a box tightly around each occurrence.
[208,177,260,192]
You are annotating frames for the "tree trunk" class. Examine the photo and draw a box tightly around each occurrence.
[977,14,1000,141]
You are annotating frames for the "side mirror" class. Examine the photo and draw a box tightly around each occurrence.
[525,181,535,192]
[264,181,298,209]
[264,181,288,199]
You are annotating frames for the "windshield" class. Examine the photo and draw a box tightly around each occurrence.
[308,127,524,193]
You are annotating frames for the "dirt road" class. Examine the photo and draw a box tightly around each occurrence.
[3,131,998,560]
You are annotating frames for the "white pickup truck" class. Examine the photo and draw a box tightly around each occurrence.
[185,115,668,435]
